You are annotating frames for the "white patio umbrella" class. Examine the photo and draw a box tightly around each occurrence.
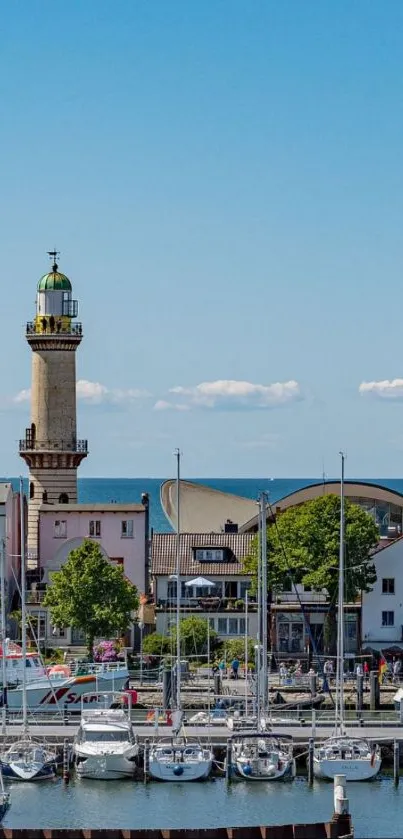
[184,577,215,588]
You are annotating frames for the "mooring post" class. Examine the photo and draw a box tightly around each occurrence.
[394,740,399,786]
[369,671,380,712]
[144,738,150,784]
[62,738,70,784]
[399,698,403,726]
[308,737,314,786]
[214,671,222,699]
[309,672,317,699]
[225,740,232,783]
[333,773,349,815]
[356,673,364,714]
[311,709,316,738]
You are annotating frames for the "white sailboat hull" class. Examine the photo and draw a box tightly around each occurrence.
[313,755,381,781]
[148,755,212,782]
[233,756,294,781]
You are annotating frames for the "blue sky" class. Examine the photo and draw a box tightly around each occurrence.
[2,1,403,479]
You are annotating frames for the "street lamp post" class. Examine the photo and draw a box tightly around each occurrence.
[138,621,145,685]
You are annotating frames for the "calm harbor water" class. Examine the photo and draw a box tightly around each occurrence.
[0,775,401,837]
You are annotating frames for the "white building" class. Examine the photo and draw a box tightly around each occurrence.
[151,531,258,641]
[362,537,403,651]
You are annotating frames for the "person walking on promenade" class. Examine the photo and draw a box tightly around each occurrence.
[231,657,240,680]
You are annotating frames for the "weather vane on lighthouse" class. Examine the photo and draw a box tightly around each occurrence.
[47,249,60,272]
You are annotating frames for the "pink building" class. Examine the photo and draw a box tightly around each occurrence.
[25,500,150,648]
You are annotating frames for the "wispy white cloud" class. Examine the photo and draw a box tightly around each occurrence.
[156,379,302,411]
[14,380,151,406]
[153,399,190,412]
[359,379,403,400]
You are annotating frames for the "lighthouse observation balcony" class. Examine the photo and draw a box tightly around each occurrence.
[26,321,83,337]
[19,438,88,454]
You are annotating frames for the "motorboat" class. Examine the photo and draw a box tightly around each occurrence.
[188,709,227,726]
[313,736,381,781]
[2,646,129,713]
[313,455,381,781]
[148,735,212,782]
[0,739,57,781]
[74,692,138,779]
[229,732,295,781]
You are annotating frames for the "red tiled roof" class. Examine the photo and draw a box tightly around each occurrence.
[151,532,254,576]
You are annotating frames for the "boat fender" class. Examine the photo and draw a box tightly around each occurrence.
[243,763,252,776]
[370,749,376,767]
[173,765,184,776]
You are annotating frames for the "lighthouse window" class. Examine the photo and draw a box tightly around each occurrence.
[59,493,69,504]
[89,520,101,537]
[121,520,134,538]
[54,520,67,538]
[29,482,34,500]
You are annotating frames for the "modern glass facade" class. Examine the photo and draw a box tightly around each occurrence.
[349,497,403,537]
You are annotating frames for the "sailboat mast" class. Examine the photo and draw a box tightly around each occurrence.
[175,449,181,711]
[260,493,268,712]
[336,453,345,733]
[19,477,27,731]
[256,500,262,722]
[0,540,7,734]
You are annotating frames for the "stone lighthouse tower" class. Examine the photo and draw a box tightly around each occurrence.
[19,252,88,557]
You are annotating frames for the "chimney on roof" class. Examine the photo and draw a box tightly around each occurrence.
[224,519,238,533]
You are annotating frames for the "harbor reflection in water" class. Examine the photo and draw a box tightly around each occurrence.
[0,775,401,838]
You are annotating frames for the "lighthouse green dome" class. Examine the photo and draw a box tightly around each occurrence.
[37,269,72,292]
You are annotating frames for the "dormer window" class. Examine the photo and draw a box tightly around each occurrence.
[195,548,225,562]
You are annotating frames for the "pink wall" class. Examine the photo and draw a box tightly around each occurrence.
[39,508,146,592]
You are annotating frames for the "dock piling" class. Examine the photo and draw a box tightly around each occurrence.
[143,738,150,784]
[356,673,364,713]
[308,737,314,786]
[399,698,403,726]
[394,740,399,786]
[62,738,70,783]
[333,774,349,815]
[225,740,232,783]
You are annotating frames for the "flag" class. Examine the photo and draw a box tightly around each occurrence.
[378,653,387,684]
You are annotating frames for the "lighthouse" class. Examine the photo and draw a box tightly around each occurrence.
[19,252,88,558]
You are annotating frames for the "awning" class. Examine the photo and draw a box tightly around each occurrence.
[185,576,215,588]
[362,641,403,652]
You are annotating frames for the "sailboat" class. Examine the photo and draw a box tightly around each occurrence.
[228,493,295,781]
[313,454,381,781]
[0,479,58,781]
[148,451,213,782]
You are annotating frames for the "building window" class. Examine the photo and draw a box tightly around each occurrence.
[239,581,251,599]
[29,482,34,500]
[228,618,238,635]
[382,578,395,595]
[217,618,227,635]
[225,581,238,599]
[89,520,101,537]
[382,610,394,627]
[121,519,134,538]
[209,618,215,630]
[110,557,124,567]
[59,493,69,504]
[195,548,224,562]
[54,520,67,538]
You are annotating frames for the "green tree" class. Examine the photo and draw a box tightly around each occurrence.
[244,494,378,654]
[142,633,170,656]
[169,615,218,657]
[44,539,139,659]
[224,637,255,664]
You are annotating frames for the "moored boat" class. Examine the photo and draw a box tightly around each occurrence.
[74,691,138,779]
[229,731,295,781]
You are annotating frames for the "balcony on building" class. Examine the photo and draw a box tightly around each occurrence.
[19,429,88,455]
